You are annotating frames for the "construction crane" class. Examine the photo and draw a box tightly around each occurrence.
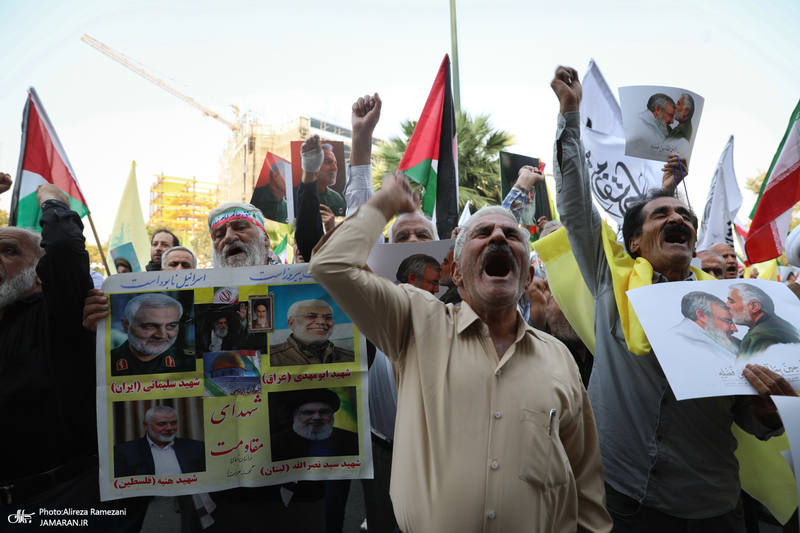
[81,34,239,131]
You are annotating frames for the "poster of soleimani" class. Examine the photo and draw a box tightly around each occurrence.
[97,264,371,501]
[628,278,800,401]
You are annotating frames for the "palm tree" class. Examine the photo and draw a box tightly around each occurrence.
[373,111,515,212]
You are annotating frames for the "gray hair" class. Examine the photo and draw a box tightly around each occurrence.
[124,293,184,324]
[697,250,724,262]
[145,405,177,424]
[389,212,438,243]
[646,93,675,114]
[680,291,726,321]
[454,206,528,261]
[287,299,332,322]
[730,283,775,315]
[396,254,441,284]
[320,143,334,153]
[161,246,197,268]
[679,93,695,121]
[541,220,564,238]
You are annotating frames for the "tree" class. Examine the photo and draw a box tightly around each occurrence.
[373,111,516,212]
[744,170,800,266]
[0,209,8,227]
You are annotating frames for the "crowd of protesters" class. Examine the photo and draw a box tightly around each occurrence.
[1,65,799,533]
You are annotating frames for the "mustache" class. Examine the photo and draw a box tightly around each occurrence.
[481,243,515,271]
[663,225,691,240]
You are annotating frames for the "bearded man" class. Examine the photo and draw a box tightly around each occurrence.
[727,283,800,358]
[628,93,676,153]
[111,293,194,376]
[269,299,355,366]
[671,291,740,362]
[270,388,359,462]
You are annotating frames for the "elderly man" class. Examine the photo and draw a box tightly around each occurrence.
[251,160,289,223]
[114,406,205,478]
[727,283,800,358]
[709,242,739,279]
[269,299,354,366]
[111,293,194,376]
[310,170,611,531]
[147,229,180,272]
[395,254,441,294]
[0,183,102,510]
[271,389,359,462]
[670,291,739,361]
[252,301,270,329]
[666,93,695,142]
[161,246,197,270]
[114,405,205,531]
[208,202,281,268]
[628,93,676,153]
[550,65,797,532]
[198,314,243,354]
[697,249,726,279]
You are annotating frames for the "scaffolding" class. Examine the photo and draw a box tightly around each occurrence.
[149,175,219,237]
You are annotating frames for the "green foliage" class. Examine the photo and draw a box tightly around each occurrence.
[0,209,8,227]
[373,111,516,212]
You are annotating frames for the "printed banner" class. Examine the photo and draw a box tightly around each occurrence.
[627,278,800,400]
[97,264,371,501]
[619,85,705,164]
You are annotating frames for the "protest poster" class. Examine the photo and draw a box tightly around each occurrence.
[250,152,293,224]
[290,140,347,217]
[97,264,371,501]
[619,85,704,164]
[627,278,800,400]
[499,151,552,233]
[366,239,457,304]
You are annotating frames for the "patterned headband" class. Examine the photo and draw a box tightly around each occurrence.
[209,208,267,235]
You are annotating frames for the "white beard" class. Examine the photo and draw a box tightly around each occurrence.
[212,237,267,268]
[129,332,177,357]
[293,418,334,441]
[655,115,670,137]
[731,308,754,328]
[148,428,175,444]
[0,265,38,309]
[214,326,228,338]
[704,322,739,354]
[293,327,332,345]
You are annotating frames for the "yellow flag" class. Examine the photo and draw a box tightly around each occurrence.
[108,162,151,272]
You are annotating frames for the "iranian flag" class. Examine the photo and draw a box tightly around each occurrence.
[745,99,800,262]
[733,216,750,267]
[398,54,459,239]
[10,88,89,230]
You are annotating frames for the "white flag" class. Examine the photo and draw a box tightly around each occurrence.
[458,200,472,226]
[697,136,742,250]
[579,59,662,228]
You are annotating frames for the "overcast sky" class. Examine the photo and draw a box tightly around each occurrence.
[1,0,798,242]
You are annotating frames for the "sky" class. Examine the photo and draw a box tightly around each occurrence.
[1,0,798,246]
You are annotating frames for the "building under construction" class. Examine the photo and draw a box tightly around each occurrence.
[149,175,219,238]
[217,116,381,205]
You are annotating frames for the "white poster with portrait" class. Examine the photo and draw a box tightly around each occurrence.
[619,85,705,164]
[627,278,800,400]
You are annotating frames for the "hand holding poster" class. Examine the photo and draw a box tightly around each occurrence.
[97,265,371,501]
[627,278,800,400]
[290,140,347,217]
[619,85,705,163]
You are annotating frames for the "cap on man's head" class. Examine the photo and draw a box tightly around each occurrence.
[285,388,341,415]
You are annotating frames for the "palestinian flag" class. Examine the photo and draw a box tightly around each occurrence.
[733,217,750,267]
[745,99,800,262]
[398,55,459,239]
[10,87,89,230]
[274,233,289,264]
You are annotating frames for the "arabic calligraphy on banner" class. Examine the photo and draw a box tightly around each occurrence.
[97,264,372,501]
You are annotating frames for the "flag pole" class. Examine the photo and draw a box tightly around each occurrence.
[449,0,461,115]
[87,212,111,276]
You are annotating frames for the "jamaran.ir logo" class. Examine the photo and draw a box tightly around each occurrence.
[7,509,35,524]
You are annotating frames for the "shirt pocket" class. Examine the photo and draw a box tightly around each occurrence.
[518,408,569,490]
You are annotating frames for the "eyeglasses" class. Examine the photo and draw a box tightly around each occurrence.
[293,314,333,321]
[422,277,440,289]
[713,315,734,326]
[297,409,333,417]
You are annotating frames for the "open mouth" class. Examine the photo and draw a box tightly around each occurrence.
[226,246,245,258]
[482,244,515,277]
[663,226,690,245]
